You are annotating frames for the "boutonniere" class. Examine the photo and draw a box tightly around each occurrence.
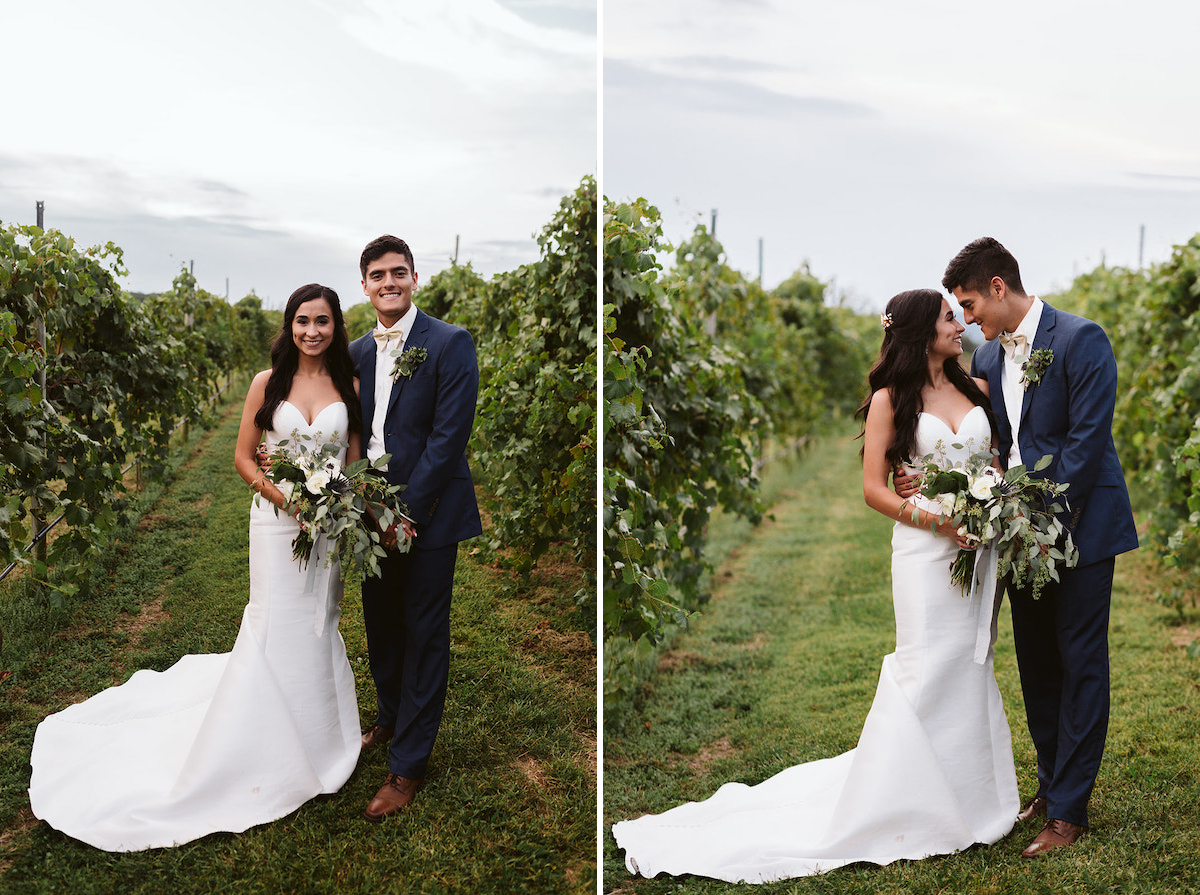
[1018,348,1053,390]
[390,346,427,381]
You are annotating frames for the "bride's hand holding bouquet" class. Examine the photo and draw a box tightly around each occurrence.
[257,432,411,580]
[915,448,1078,599]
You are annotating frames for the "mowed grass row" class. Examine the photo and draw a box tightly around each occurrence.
[603,430,1200,895]
[0,395,596,895]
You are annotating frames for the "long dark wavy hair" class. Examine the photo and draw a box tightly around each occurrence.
[254,283,362,435]
[855,288,996,466]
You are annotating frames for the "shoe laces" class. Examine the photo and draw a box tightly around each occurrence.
[384,774,411,792]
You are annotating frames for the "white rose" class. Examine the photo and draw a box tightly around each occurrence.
[969,475,996,501]
[938,492,958,516]
[276,480,295,503]
[305,467,332,493]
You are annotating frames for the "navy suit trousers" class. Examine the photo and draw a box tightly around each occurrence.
[1007,557,1114,827]
[361,542,459,780]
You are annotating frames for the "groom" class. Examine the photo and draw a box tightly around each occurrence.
[350,234,483,822]
[943,237,1138,857]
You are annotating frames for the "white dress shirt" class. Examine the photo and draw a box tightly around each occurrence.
[367,303,419,469]
[1000,296,1043,469]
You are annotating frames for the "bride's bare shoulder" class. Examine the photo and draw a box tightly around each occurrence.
[243,369,271,402]
[868,388,894,415]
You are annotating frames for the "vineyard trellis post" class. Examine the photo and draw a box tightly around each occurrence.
[33,200,47,566]
[182,259,194,443]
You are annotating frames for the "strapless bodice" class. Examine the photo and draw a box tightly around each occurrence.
[913,405,991,467]
[263,400,349,462]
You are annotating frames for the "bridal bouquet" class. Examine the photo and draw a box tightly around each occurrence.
[916,449,1078,599]
[261,434,410,579]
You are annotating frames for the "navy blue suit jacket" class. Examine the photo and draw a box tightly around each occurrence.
[351,309,483,551]
[970,302,1138,568]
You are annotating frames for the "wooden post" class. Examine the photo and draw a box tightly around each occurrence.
[182,260,194,442]
[33,200,48,566]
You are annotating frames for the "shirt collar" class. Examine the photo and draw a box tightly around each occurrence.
[1011,296,1043,343]
[374,303,419,345]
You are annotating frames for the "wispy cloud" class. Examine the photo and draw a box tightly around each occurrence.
[605,59,874,120]
[2,1,594,307]
[1126,171,1200,185]
[331,0,594,94]
[668,55,790,75]
[497,0,595,32]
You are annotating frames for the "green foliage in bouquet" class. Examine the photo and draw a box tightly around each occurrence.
[263,435,410,581]
[918,449,1079,599]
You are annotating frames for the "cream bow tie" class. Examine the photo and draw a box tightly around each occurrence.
[998,331,1027,357]
[373,328,402,348]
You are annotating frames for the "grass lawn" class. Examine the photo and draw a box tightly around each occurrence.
[0,394,595,895]
[603,428,1200,894]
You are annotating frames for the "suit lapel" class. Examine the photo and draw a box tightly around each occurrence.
[357,335,378,432]
[1019,303,1057,428]
[386,309,431,418]
[973,338,1011,454]
[982,339,1006,418]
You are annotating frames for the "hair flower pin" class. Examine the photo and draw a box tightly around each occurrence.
[880,311,893,330]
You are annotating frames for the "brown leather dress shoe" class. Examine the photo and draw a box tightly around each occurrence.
[364,774,424,822]
[1021,818,1086,858]
[360,724,393,752]
[1017,795,1048,822]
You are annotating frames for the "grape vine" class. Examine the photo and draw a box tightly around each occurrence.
[1052,238,1200,582]
[0,222,272,602]
[602,197,875,705]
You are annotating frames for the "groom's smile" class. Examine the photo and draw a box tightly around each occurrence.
[952,286,1003,340]
[363,251,418,327]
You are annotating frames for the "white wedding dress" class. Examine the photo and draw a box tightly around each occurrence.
[612,406,1019,883]
[28,401,360,851]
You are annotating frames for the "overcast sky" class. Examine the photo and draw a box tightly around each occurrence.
[603,0,1200,312]
[2,0,595,312]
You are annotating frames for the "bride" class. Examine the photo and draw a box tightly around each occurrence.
[612,288,1020,883]
[28,283,364,851]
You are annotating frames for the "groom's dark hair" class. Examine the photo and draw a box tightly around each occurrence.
[942,237,1025,296]
[360,234,415,277]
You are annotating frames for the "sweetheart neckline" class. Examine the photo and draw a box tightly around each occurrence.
[919,404,985,437]
[281,400,346,428]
